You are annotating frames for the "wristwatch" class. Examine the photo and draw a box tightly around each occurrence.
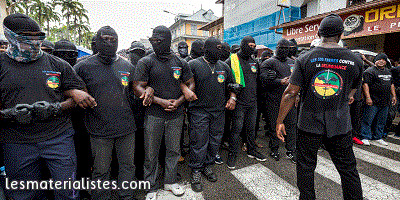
[230,96,237,101]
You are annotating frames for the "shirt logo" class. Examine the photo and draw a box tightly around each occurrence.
[43,71,61,89]
[119,71,130,87]
[378,74,391,81]
[217,71,225,83]
[172,67,181,80]
[311,70,343,99]
[289,64,294,73]
[250,63,257,73]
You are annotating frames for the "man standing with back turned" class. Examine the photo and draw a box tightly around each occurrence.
[276,14,363,200]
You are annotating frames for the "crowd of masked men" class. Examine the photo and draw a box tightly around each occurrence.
[0,13,400,200]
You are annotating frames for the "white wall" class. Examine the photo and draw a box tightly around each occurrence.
[305,0,347,17]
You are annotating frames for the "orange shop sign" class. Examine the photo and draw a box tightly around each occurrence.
[283,3,400,44]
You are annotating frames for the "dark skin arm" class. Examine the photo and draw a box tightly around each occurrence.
[131,81,155,106]
[165,78,195,111]
[363,83,373,106]
[276,84,301,142]
[64,89,97,109]
[225,92,236,110]
[181,82,197,101]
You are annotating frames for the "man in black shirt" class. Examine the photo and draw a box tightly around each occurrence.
[76,36,97,64]
[225,36,267,170]
[177,41,189,59]
[260,38,296,163]
[187,37,236,192]
[0,14,96,200]
[185,39,204,62]
[360,53,396,146]
[133,25,194,200]
[53,39,79,67]
[41,40,54,54]
[276,14,363,200]
[75,26,148,200]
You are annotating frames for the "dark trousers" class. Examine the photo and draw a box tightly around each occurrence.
[143,115,183,191]
[360,105,389,140]
[297,129,362,200]
[3,128,78,200]
[350,100,363,138]
[229,105,257,155]
[90,133,136,200]
[188,108,225,170]
[266,101,296,153]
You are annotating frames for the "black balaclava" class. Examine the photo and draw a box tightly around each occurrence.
[275,38,291,62]
[96,26,118,64]
[177,41,189,58]
[231,44,240,53]
[128,41,146,65]
[190,39,204,59]
[91,35,98,54]
[151,25,172,62]
[261,50,273,63]
[238,36,256,60]
[289,38,298,58]
[41,40,54,54]
[204,37,222,64]
[318,14,344,37]
[53,39,78,66]
[220,42,231,61]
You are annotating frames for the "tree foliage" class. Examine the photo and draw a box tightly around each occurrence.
[5,0,95,50]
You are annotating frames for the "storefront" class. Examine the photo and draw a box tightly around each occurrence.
[270,0,400,61]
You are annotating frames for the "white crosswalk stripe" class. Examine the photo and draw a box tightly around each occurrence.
[316,156,400,200]
[369,140,400,153]
[231,163,299,200]
[353,147,400,174]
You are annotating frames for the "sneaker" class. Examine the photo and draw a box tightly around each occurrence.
[190,170,203,193]
[164,183,185,197]
[145,191,158,200]
[247,150,267,162]
[226,154,236,169]
[269,152,280,161]
[353,137,364,145]
[375,139,388,146]
[202,166,217,182]
[286,151,296,164]
[361,139,370,146]
[215,154,223,165]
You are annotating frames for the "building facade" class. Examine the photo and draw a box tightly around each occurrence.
[270,0,400,60]
[199,17,224,41]
[169,9,218,52]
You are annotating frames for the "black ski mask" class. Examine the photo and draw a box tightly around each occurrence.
[204,37,222,64]
[91,35,98,54]
[96,26,118,64]
[231,45,240,53]
[275,38,291,62]
[261,50,273,63]
[128,41,145,66]
[238,36,256,60]
[150,25,172,62]
[220,42,231,61]
[177,41,188,58]
[289,39,298,58]
[53,39,78,66]
[190,39,205,59]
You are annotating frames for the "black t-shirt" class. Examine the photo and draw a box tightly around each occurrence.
[226,55,258,107]
[188,57,235,111]
[132,53,193,119]
[390,66,400,88]
[74,55,136,138]
[290,47,363,137]
[260,57,295,102]
[0,53,84,143]
[363,66,392,107]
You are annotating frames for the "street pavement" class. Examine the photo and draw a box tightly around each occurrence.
[132,131,400,200]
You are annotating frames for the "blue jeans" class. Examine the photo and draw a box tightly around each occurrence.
[360,105,389,140]
[2,128,77,200]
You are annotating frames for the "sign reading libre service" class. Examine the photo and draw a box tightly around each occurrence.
[283,3,400,44]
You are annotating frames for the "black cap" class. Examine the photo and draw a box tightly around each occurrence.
[128,41,145,53]
[318,14,344,37]
[3,13,44,35]
[42,40,54,50]
[54,39,77,51]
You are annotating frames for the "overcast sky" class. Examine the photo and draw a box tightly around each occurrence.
[80,0,223,50]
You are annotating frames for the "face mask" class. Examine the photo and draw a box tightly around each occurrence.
[96,26,118,58]
[239,36,256,60]
[53,50,78,66]
[178,47,188,58]
[150,26,172,61]
[129,52,143,66]
[4,26,44,63]
[204,37,222,64]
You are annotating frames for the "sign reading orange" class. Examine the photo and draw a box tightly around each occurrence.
[283,3,400,44]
